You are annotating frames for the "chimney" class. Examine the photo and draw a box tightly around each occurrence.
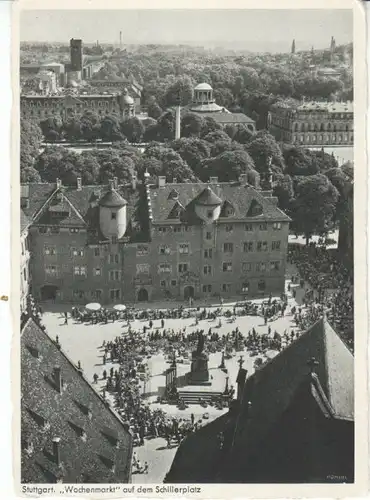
[77,177,82,191]
[239,174,248,185]
[113,177,118,189]
[53,366,62,393]
[209,176,218,184]
[158,176,166,188]
[56,178,62,189]
[52,437,61,466]
[108,179,115,191]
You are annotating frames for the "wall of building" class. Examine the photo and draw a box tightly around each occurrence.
[20,230,31,312]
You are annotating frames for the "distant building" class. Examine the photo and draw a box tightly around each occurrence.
[70,38,83,73]
[291,39,296,54]
[88,79,142,113]
[165,316,354,483]
[268,100,353,146]
[187,83,256,131]
[21,318,133,483]
[21,174,290,304]
[21,62,66,87]
[20,88,135,121]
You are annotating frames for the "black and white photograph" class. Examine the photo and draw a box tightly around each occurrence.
[17,3,363,492]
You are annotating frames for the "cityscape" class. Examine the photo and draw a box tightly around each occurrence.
[20,9,354,486]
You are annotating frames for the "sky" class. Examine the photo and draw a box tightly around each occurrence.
[20,9,353,52]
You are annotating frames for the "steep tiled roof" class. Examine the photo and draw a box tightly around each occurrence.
[21,183,145,241]
[148,182,290,223]
[21,319,133,483]
[166,317,353,483]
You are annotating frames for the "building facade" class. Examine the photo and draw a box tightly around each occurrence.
[21,175,290,305]
[20,208,31,312]
[268,100,353,146]
[20,89,136,121]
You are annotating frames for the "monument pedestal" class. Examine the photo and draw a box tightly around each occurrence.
[188,351,211,385]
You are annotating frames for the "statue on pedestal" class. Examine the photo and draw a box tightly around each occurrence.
[188,331,210,385]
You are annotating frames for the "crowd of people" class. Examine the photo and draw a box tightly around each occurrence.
[288,243,354,350]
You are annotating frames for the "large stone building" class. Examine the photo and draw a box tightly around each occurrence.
[21,208,31,312]
[268,100,353,146]
[20,88,136,121]
[187,83,256,131]
[21,175,290,305]
[165,316,354,483]
[21,318,133,483]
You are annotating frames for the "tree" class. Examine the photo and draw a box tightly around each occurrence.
[147,101,163,120]
[208,140,245,158]
[224,124,237,140]
[325,167,352,221]
[234,124,254,144]
[21,166,41,183]
[180,113,205,138]
[283,146,319,177]
[20,119,43,181]
[290,174,339,244]
[213,88,234,108]
[143,144,197,182]
[200,116,222,137]
[171,137,210,173]
[100,115,125,142]
[120,117,145,143]
[156,111,176,141]
[272,173,294,213]
[40,116,63,142]
[246,131,285,173]
[200,150,256,183]
[203,130,231,144]
[35,147,89,185]
[163,76,194,107]
[80,111,102,142]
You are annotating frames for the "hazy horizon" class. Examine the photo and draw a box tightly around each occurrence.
[20,9,352,52]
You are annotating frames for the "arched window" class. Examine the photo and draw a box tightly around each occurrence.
[338,135,342,143]
[300,135,304,142]
[294,122,299,132]
[304,123,309,132]
[320,123,325,132]
[242,282,249,293]
[315,123,320,132]
[312,135,316,143]
[258,279,266,291]
[306,135,310,143]
[309,122,315,132]
[327,123,332,131]
[345,124,349,132]
[333,124,337,132]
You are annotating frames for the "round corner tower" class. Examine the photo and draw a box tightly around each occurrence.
[99,187,127,239]
[194,187,222,224]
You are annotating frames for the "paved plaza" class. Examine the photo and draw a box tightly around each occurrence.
[40,272,304,483]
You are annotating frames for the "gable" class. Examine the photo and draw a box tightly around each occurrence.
[167,201,185,220]
[220,200,235,217]
[247,199,263,217]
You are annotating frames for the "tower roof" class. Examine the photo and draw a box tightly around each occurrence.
[194,187,222,207]
[99,189,127,208]
[194,82,213,91]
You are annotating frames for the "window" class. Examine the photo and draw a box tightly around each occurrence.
[207,210,213,218]
[72,248,84,257]
[223,242,234,253]
[160,280,166,288]
[111,212,117,220]
[243,242,253,253]
[245,224,253,232]
[158,263,172,273]
[109,254,119,264]
[50,226,60,234]
[70,228,80,234]
[74,266,87,276]
[178,263,189,273]
[45,265,58,276]
[222,283,231,293]
[44,246,56,256]
[158,226,168,234]
[203,265,212,276]
[174,226,181,233]
[256,262,267,272]
[94,248,100,257]
[136,244,149,256]
[204,248,213,258]
[179,243,190,254]
[110,289,120,301]
[222,262,232,272]
[272,241,281,251]
[259,223,267,231]
[273,222,282,230]
[159,245,171,255]
[136,263,149,274]
[171,280,177,287]
[202,285,212,293]
[270,261,280,271]
[258,280,266,291]
[225,224,233,233]
[91,290,102,300]
[257,241,268,252]
[206,232,212,240]
[242,262,252,272]
[23,268,27,281]
[111,236,118,244]
[109,270,121,281]
[93,268,101,276]
[241,282,249,293]
[73,290,85,299]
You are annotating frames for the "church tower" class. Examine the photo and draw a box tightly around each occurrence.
[291,39,296,54]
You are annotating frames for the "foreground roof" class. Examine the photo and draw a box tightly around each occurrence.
[166,316,354,483]
[147,181,290,223]
[21,318,133,483]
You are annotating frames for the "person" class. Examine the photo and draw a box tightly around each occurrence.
[93,373,98,384]
[64,312,68,325]
[161,318,165,328]
[191,413,195,425]
[103,369,107,380]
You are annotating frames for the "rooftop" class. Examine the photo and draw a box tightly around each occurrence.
[194,82,213,91]
[21,318,132,483]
